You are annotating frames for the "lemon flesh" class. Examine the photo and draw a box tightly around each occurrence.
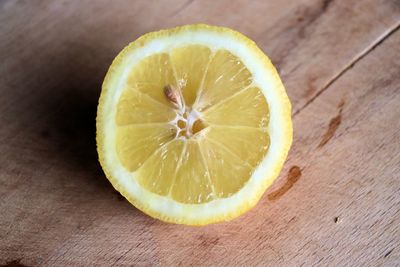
[97,24,292,225]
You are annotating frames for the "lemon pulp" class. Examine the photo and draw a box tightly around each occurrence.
[115,45,270,204]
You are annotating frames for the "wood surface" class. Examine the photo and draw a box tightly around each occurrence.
[1,0,400,266]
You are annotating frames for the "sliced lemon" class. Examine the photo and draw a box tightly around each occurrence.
[97,24,292,225]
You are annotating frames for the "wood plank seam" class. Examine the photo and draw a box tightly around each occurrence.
[292,21,400,118]
[170,0,196,17]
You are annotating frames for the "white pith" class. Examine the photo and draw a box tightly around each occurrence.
[99,27,291,223]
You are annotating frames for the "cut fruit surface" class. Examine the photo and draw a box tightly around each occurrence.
[97,24,292,225]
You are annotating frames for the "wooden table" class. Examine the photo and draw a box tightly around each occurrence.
[1,1,399,266]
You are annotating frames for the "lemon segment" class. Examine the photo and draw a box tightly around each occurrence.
[196,50,253,111]
[135,139,185,196]
[198,138,253,198]
[116,87,176,125]
[127,53,177,107]
[202,86,270,128]
[170,45,212,106]
[170,140,214,204]
[204,126,270,167]
[116,124,175,172]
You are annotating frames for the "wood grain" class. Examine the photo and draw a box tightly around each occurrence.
[0,0,399,266]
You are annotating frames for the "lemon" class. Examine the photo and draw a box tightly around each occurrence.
[96,24,292,225]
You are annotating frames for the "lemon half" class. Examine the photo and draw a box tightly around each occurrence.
[97,24,292,225]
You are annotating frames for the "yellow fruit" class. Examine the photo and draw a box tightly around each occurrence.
[96,24,292,225]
